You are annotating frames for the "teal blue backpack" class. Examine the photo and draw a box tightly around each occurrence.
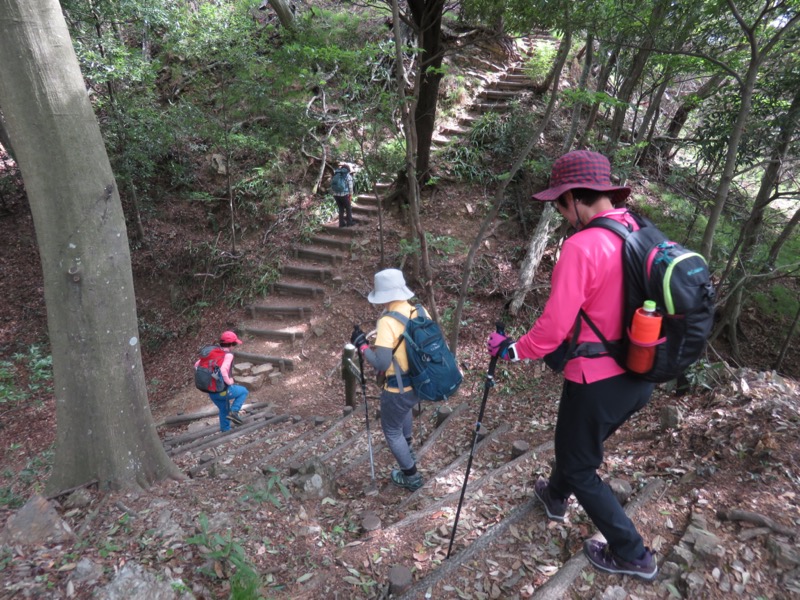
[385,305,463,401]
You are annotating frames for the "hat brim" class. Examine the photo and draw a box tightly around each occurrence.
[531,183,631,203]
[367,286,415,304]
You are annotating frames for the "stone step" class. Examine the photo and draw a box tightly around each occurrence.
[280,264,333,282]
[271,281,326,297]
[294,247,345,265]
[247,305,313,319]
[374,181,392,191]
[432,135,451,146]
[239,325,304,344]
[232,350,294,372]
[309,235,352,251]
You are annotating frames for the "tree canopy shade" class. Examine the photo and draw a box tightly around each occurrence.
[0,0,182,491]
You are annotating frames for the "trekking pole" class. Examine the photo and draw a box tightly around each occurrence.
[354,327,378,496]
[447,321,506,559]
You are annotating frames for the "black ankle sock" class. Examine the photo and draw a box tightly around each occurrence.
[402,465,417,477]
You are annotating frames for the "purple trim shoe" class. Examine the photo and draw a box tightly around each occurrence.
[534,478,567,522]
[583,539,658,581]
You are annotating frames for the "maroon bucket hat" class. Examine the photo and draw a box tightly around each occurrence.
[531,150,630,203]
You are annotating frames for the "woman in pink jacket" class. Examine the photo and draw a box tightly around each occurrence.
[487,151,658,581]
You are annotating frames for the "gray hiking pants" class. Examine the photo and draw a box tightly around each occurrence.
[379,387,419,471]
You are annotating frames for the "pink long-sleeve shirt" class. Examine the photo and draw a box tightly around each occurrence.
[514,208,638,383]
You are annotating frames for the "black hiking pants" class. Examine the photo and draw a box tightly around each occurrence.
[334,194,353,227]
[547,373,654,561]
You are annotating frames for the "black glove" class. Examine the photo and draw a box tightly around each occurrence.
[351,327,368,349]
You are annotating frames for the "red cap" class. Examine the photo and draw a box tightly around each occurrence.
[220,330,243,345]
[531,150,630,203]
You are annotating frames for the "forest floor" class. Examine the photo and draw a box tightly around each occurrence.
[0,154,799,599]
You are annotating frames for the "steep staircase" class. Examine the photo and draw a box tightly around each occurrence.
[160,34,667,598]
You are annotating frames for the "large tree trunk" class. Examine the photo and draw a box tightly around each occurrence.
[0,0,182,492]
[393,0,438,320]
[407,0,445,183]
[0,109,15,161]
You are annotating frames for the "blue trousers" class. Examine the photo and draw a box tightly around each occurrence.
[209,385,249,432]
[380,388,419,470]
[548,373,654,561]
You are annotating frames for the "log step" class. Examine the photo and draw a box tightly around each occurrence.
[294,247,345,265]
[280,264,333,282]
[351,204,378,216]
[321,225,357,237]
[473,102,511,113]
[232,350,294,372]
[247,305,313,319]
[239,326,303,343]
[354,194,379,206]
[309,235,352,251]
[271,281,326,297]
[480,89,522,100]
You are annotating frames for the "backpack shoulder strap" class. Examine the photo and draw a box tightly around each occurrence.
[586,216,633,240]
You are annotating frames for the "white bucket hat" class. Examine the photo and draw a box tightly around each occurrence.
[367,269,415,304]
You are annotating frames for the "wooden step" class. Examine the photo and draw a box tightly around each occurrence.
[492,80,532,91]
[309,235,352,251]
[321,225,357,238]
[280,264,333,282]
[232,350,294,372]
[473,102,511,113]
[480,89,522,100]
[271,281,326,297]
[294,247,345,265]
[239,325,303,344]
[351,204,378,216]
[247,305,313,319]
[354,194,379,206]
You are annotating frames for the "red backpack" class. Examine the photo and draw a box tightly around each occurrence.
[194,345,228,393]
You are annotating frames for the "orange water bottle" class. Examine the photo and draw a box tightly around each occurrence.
[627,300,662,374]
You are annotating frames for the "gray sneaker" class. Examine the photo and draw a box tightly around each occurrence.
[227,411,244,425]
[534,478,567,522]
[390,469,423,491]
[583,539,658,581]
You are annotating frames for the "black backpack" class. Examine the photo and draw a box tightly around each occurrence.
[552,212,716,383]
[194,345,228,393]
[384,305,463,401]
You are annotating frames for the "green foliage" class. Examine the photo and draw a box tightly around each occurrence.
[187,513,264,598]
[523,41,557,85]
[0,447,53,509]
[0,346,53,405]
[239,468,290,508]
[752,284,800,321]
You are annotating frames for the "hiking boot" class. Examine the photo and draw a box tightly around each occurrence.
[390,469,423,491]
[227,411,244,425]
[583,539,658,581]
[534,478,567,522]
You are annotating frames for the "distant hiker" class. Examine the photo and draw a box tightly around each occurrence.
[486,150,659,581]
[351,269,423,491]
[330,163,355,227]
[195,330,249,432]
